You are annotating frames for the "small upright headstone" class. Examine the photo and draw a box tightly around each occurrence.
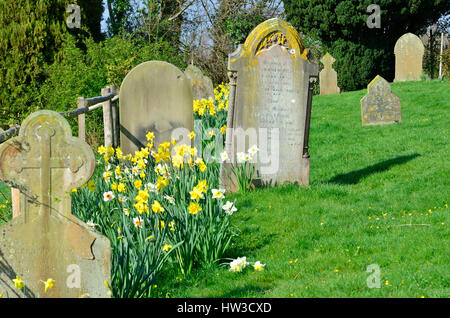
[394,33,425,82]
[184,65,215,101]
[319,53,340,95]
[222,18,319,189]
[360,75,401,126]
[119,61,194,155]
[0,110,111,298]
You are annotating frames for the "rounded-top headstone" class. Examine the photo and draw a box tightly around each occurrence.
[119,61,194,155]
[394,33,424,82]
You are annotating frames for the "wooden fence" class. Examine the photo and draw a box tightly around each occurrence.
[0,85,120,218]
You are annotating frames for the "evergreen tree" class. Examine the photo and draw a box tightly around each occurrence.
[0,0,71,123]
[283,0,450,91]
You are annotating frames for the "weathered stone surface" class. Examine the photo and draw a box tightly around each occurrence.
[319,52,340,95]
[361,75,401,126]
[184,65,214,101]
[119,61,194,155]
[394,33,424,82]
[0,110,111,298]
[222,18,318,189]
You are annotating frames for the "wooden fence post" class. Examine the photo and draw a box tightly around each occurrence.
[102,87,113,148]
[109,85,119,148]
[11,187,20,218]
[77,97,87,141]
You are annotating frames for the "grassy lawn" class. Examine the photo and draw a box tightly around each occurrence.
[155,79,449,298]
[0,180,12,225]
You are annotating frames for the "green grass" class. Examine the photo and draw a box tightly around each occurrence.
[0,180,12,225]
[154,79,449,298]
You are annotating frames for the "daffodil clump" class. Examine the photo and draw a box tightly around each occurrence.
[194,83,229,156]
[72,127,237,297]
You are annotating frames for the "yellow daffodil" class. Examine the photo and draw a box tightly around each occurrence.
[162,244,173,252]
[188,202,202,215]
[152,200,165,213]
[12,276,25,290]
[134,179,143,190]
[41,278,55,293]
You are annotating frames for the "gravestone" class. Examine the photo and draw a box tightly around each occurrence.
[394,33,424,82]
[184,65,215,101]
[120,61,194,155]
[0,110,111,298]
[360,75,401,126]
[319,53,340,95]
[222,18,318,189]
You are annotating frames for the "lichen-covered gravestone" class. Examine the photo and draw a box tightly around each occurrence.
[319,53,340,95]
[0,110,111,298]
[361,75,401,126]
[184,65,215,101]
[222,18,318,189]
[394,33,424,82]
[119,61,194,155]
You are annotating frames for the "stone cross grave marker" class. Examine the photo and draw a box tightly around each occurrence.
[222,18,318,190]
[0,110,111,298]
[319,52,340,95]
[394,33,424,82]
[184,65,215,101]
[119,61,194,155]
[360,75,401,126]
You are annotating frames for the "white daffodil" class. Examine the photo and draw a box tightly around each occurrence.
[253,261,265,271]
[220,150,229,162]
[86,220,97,228]
[164,194,175,205]
[229,256,248,272]
[133,217,143,228]
[103,191,115,202]
[248,145,259,155]
[222,201,237,215]
[211,189,225,199]
[146,182,158,193]
[236,152,246,163]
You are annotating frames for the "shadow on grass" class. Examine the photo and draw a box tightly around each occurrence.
[329,153,420,185]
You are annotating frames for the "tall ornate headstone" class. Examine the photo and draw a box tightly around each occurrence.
[119,61,194,155]
[184,65,215,101]
[319,53,340,95]
[361,75,401,126]
[222,18,318,189]
[0,110,111,298]
[394,33,425,82]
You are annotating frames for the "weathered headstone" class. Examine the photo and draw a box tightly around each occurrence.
[0,110,111,298]
[361,75,401,126]
[319,52,340,95]
[222,18,319,189]
[394,33,425,82]
[119,61,194,155]
[184,65,215,101]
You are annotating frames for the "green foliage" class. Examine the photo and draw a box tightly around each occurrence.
[0,0,71,124]
[283,0,450,91]
[443,47,450,78]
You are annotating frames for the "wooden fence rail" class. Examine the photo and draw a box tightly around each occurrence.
[0,85,119,218]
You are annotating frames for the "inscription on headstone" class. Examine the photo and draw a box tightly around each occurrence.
[361,75,401,126]
[319,53,340,95]
[0,110,111,298]
[222,19,318,189]
[119,61,194,155]
[394,33,425,82]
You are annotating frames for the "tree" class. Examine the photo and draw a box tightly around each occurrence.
[0,0,71,124]
[77,0,105,41]
[283,0,450,91]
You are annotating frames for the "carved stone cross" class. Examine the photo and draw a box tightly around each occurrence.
[319,52,340,95]
[0,110,111,298]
